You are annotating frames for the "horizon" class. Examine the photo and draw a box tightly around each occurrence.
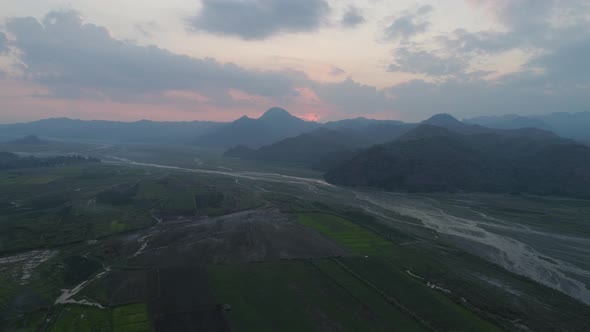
[1,1,589,123]
[1,107,590,126]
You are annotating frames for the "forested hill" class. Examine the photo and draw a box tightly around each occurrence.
[325,124,590,197]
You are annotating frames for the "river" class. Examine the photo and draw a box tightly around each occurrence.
[104,157,590,305]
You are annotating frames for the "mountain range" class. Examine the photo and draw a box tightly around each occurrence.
[2,108,589,197]
[194,107,319,148]
[2,108,588,147]
[325,122,590,197]
[225,113,561,170]
[465,112,590,143]
[224,123,414,170]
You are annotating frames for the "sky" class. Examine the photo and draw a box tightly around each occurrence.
[0,0,589,123]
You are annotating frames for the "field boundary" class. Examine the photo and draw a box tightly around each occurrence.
[329,258,439,332]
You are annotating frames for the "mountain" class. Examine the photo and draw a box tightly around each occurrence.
[420,113,495,136]
[8,134,48,145]
[224,122,415,170]
[223,114,558,171]
[422,113,465,127]
[325,124,590,197]
[323,117,404,130]
[224,128,361,170]
[535,112,590,142]
[257,107,295,122]
[424,113,560,139]
[0,118,223,143]
[465,114,552,131]
[466,112,590,142]
[195,107,319,148]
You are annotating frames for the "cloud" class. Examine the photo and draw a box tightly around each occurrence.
[311,78,393,114]
[187,0,330,40]
[388,47,468,77]
[387,71,590,121]
[3,3,589,123]
[329,66,346,76]
[3,10,400,120]
[379,0,590,121]
[341,7,365,28]
[528,36,590,84]
[471,1,589,79]
[477,0,590,86]
[5,10,303,101]
[387,1,590,84]
[384,5,433,41]
[0,32,8,54]
[135,21,158,38]
[438,29,519,55]
[447,0,590,55]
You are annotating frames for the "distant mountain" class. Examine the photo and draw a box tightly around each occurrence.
[466,112,590,142]
[3,110,581,147]
[465,114,551,131]
[535,112,590,142]
[224,114,559,171]
[323,117,404,130]
[224,128,361,170]
[424,114,559,139]
[8,135,48,145]
[0,118,223,143]
[195,107,319,148]
[224,122,415,170]
[422,113,465,127]
[421,113,497,135]
[325,124,590,197]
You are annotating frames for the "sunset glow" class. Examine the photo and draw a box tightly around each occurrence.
[0,1,588,123]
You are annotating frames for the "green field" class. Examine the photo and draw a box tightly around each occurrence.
[208,260,427,332]
[298,212,397,255]
[50,305,111,332]
[0,165,152,253]
[313,259,426,331]
[296,212,501,332]
[0,164,263,254]
[43,304,151,332]
[5,310,48,332]
[113,304,152,332]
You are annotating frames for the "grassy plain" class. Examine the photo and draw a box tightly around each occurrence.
[296,212,501,332]
[1,146,590,332]
[208,260,427,332]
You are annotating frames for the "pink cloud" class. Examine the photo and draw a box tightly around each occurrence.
[0,79,392,124]
[294,87,321,103]
[299,113,320,121]
[0,79,259,123]
[264,56,347,83]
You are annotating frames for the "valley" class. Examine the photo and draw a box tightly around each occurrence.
[1,143,589,331]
